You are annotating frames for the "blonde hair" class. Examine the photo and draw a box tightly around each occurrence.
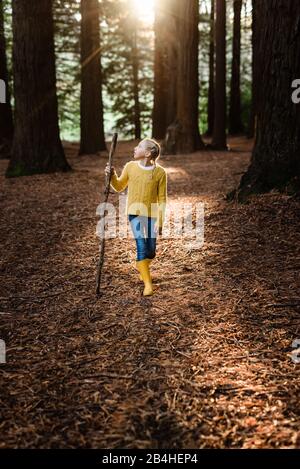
[141,138,161,164]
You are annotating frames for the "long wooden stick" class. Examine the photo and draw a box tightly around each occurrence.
[96,133,118,296]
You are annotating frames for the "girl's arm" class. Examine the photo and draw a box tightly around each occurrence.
[110,163,129,192]
[157,171,167,230]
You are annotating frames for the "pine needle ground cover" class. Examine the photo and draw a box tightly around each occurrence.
[0,138,299,449]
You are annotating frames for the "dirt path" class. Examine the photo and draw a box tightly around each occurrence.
[0,137,299,448]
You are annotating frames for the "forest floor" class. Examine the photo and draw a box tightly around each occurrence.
[0,136,300,449]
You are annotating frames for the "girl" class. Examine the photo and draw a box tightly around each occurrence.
[104,138,167,296]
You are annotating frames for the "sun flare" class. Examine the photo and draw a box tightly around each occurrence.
[132,0,155,25]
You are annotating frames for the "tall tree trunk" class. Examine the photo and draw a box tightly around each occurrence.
[164,0,178,129]
[206,0,215,136]
[229,0,244,135]
[6,0,70,177]
[247,0,261,139]
[164,0,204,154]
[79,0,106,155]
[227,0,300,202]
[0,0,13,159]
[152,0,168,139]
[212,0,227,150]
[132,23,141,140]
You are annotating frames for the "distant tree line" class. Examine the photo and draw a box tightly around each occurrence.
[0,0,299,200]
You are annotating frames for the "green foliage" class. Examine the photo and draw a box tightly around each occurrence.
[200,0,252,134]
[3,0,253,142]
[101,0,154,138]
[5,162,25,177]
[52,0,154,140]
[2,0,13,102]
[53,0,81,141]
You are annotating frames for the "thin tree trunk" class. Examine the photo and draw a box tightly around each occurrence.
[227,0,300,201]
[212,0,227,150]
[247,0,261,138]
[165,0,178,129]
[206,0,215,136]
[132,23,141,140]
[229,0,244,135]
[152,0,168,139]
[164,0,204,154]
[6,0,70,177]
[79,0,106,155]
[0,0,13,159]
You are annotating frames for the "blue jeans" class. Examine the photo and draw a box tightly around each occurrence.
[128,214,157,261]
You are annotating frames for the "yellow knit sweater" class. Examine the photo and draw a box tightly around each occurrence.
[110,160,167,228]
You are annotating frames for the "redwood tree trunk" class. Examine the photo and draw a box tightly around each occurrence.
[164,0,178,129]
[247,0,261,139]
[228,0,300,201]
[6,0,70,177]
[229,0,244,135]
[0,0,13,159]
[212,0,227,150]
[79,0,106,155]
[152,0,168,139]
[206,0,215,136]
[132,24,141,140]
[164,0,204,154]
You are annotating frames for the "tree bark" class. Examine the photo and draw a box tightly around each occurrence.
[206,0,215,136]
[212,0,227,150]
[229,0,244,135]
[6,0,70,177]
[164,0,178,129]
[152,0,168,139]
[131,22,141,140]
[227,0,300,201]
[163,0,204,154]
[0,0,13,159]
[79,0,106,155]
[247,0,261,139]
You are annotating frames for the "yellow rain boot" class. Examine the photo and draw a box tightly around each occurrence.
[136,259,151,281]
[136,259,153,296]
